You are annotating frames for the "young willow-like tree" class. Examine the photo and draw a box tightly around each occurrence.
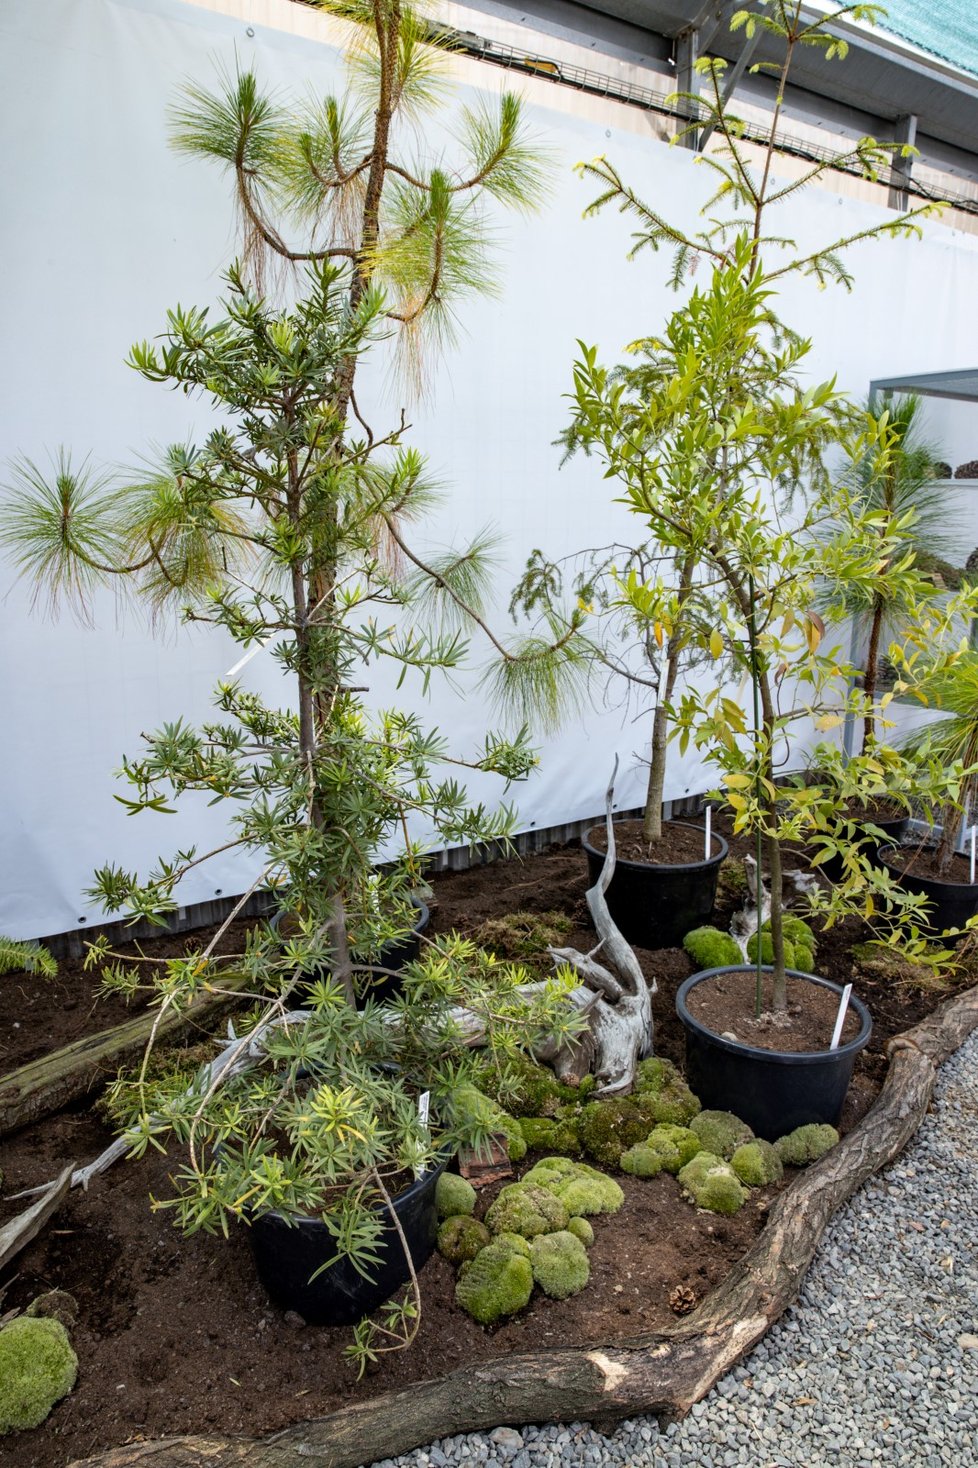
[564,0,978,1007]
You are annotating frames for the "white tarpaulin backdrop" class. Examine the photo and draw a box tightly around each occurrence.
[4,0,978,939]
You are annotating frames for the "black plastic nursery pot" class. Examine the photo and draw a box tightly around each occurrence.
[821,810,910,884]
[676,967,873,1141]
[271,897,431,1003]
[247,1155,449,1326]
[880,846,978,941]
[582,821,728,949]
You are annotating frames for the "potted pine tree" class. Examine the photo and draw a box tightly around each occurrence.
[0,8,579,1361]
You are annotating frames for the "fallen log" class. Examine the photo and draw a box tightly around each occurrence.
[0,983,241,1139]
[66,982,978,1468]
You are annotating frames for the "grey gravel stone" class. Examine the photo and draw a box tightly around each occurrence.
[370,1029,978,1467]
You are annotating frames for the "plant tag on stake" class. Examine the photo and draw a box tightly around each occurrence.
[830,983,853,1051]
[413,1091,431,1180]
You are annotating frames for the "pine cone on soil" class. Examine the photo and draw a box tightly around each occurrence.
[668,1283,698,1316]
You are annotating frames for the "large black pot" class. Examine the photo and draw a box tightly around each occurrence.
[676,967,872,1141]
[821,809,910,884]
[271,897,430,1003]
[880,845,978,940]
[247,1154,448,1326]
[582,821,728,949]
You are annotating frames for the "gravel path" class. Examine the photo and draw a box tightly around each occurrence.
[370,1028,978,1468]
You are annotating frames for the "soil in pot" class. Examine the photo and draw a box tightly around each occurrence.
[682,969,862,1053]
[677,968,872,1139]
[881,845,978,938]
[583,820,727,949]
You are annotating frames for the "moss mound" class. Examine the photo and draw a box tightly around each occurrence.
[730,1139,784,1187]
[620,1142,664,1178]
[577,1093,663,1167]
[455,1241,534,1324]
[566,1215,594,1247]
[493,1231,532,1258]
[25,1293,79,1332]
[746,917,816,974]
[632,1057,701,1126]
[690,1109,754,1159]
[678,1151,747,1215]
[435,1172,477,1220]
[0,1317,78,1434]
[683,926,743,970]
[453,1083,526,1162]
[518,1116,581,1155]
[437,1214,491,1265]
[524,1157,624,1216]
[484,1182,569,1238]
[647,1123,703,1174]
[470,910,574,978]
[529,1231,591,1300]
[775,1123,839,1166]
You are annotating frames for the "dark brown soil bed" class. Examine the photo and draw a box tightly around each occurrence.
[0,833,969,1468]
[682,969,861,1053]
[0,915,261,1077]
[883,844,978,886]
[0,1104,771,1468]
[585,818,715,865]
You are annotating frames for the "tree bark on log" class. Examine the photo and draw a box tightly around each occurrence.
[67,983,978,1468]
[0,983,241,1140]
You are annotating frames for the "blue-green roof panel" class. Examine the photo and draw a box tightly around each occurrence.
[877,0,978,80]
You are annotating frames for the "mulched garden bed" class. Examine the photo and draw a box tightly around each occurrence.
[0,826,970,1468]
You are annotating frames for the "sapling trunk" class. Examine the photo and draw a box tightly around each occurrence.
[861,593,885,752]
[642,555,696,847]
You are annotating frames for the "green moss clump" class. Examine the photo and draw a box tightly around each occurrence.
[523,1157,624,1216]
[619,1142,663,1178]
[678,1152,747,1215]
[485,1182,569,1238]
[775,1123,839,1166]
[730,1139,784,1187]
[550,1168,624,1218]
[716,859,750,903]
[25,1293,78,1332]
[529,1231,591,1300]
[454,1241,534,1324]
[470,910,574,977]
[518,1117,581,1155]
[577,1095,659,1167]
[453,1084,526,1162]
[746,929,775,965]
[435,1172,477,1220]
[437,1214,491,1265]
[632,1058,701,1126]
[746,918,816,973]
[0,1317,78,1434]
[645,1123,702,1175]
[690,1110,754,1160]
[493,1231,532,1258]
[566,1216,594,1247]
[683,927,743,970]
[470,1053,571,1119]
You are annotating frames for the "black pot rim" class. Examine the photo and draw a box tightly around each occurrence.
[879,843,978,894]
[676,966,872,1065]
[582,819,729,875]
[249,1150,450,1232]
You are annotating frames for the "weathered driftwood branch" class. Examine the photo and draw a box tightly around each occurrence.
[544,761,653,1095]
[67,983,978,1468]
[0,1166,73,1272]
[0,982,243,1140]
